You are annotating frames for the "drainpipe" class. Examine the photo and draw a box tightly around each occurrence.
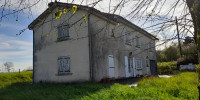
[88,12,93,81]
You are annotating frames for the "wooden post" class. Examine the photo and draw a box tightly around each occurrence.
[175,16,183,57]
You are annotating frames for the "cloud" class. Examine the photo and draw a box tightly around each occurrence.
[0,34,32,61]
[0,42,13,50]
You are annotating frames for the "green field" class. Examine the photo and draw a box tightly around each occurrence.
[0,71,198,100]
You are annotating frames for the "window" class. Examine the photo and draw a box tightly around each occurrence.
[125,33,131,45]
[149,42,153,52]
[135,36,140,47]
[57,24,69,41]
[58,56,70,74]
[135,59,142,69]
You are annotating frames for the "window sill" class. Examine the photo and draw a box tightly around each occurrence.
[125,43,131,46]
[135,46,140,48]
[57,72,73,76]
[56,37,71,42]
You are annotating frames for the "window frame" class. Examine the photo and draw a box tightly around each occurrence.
[125,32,131,45]
[135,59,142,70]
[149,42,153,52]
[58,56,71,75]
[57,24,70,41]
[135,36,140,48]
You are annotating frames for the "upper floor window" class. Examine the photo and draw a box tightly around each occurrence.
[58,56,70,74]
[135,36,140,47]
[125,33,131,45]
[149,42,153,52]
[57,24,69,41]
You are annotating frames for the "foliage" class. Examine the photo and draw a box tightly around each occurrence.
[157,62,180,75]
[55,10,62,19]
[72,5,77,14]
[195,64,200,71]
[0,71,198,100]
[177,56,198,67]
[156,46,180,62]
[157,43,198,64]
[3,62,14,72]
[177,43,199,65]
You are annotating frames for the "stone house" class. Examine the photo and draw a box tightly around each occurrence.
[28,2,158,83]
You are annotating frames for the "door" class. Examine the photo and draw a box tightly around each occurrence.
[150,60,157,75]
[108,55,115,78]
[125,56,131,77]
[132,57,136,77]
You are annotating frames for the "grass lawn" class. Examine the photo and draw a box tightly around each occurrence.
[0,71,198,100]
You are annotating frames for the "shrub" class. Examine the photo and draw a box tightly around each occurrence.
[177,56,198,68]
[157,62,179,75]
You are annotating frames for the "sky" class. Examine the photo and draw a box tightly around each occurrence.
[0,9,35,72]
[0,0,193,72]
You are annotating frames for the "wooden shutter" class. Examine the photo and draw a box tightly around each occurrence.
[58,26,63,40]
[57,25,69,40]
[63,25,69,38]
[108,55,115,78]
[136,36,140,47]
[135,59,142,69]
[58,56,70,73]
[125,33,131,45]
[65,57,70,72]
[125,56,131,77]
[108,55,114,67]
[132,57,136,77]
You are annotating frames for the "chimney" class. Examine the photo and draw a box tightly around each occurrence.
[48,1,55,8]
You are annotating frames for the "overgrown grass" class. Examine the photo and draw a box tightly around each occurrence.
[0,71,198,100]
[82,72,198,100]
[0,71,32,87]
[157,62,181,75]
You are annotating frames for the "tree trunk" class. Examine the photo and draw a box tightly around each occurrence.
[186,0,200,63]
[186,0,200,99]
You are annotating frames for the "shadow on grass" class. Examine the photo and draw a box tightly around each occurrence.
[0,82,112,100]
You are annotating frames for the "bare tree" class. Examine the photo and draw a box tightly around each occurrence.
[0,0,200,94]
[3,62,13,72]
[0,0,199,60]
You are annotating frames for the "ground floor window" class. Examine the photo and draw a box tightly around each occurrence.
[58,56,70,74]
[135,59,142,69]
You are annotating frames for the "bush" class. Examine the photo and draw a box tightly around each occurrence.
[177,56,198,68]
[157,62,179,75]
[156,46,180,62]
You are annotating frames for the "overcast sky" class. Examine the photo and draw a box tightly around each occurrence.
[0,0,192,71]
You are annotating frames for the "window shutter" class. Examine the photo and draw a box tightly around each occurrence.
[63,25,69,38]
[135,59,142,69]
[149,42,152,52]
[58,26,63,40]
[58,57,63,72]
[108,55,114,67]
[65,57,70,72]
[57,24,69,41]
[125,33,131,45]
[58,56,70,74]
[136,36,140,47]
